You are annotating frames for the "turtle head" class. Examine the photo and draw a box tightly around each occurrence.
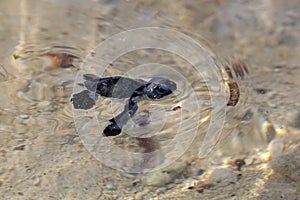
[145,77,177,100]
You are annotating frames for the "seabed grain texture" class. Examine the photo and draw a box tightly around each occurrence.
[0,0,300,199]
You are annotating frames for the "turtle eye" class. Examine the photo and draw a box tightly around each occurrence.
[156,86,167,93]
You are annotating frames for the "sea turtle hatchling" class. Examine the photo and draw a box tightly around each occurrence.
[71,74,177,137]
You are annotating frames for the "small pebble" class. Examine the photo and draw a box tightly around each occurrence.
[234,159,246,171]
[156,187,166,194]
[260,116,277,143]
[268,137,284,158]
[105,183,114,190]
[207,168,237,185]
[17,192,23,196]
[196,169,206,176]
[32,176,41,186]
[135,192,144,200]
[255,88,268,95]
[37,101,51,108]
[172,106,181,111]
[286,109,300,128]
[13,144,26,151]
[41,53,75,68]
[19,114,29,119]
[16,91,33,102]
[143,161,187,187]
[245,158,254,165]
[196,183,215,193]
[273,65,284,73]
[12,133,27,141]
[144,172,172,187]
[240,109,254,121]
[270,146,300,182]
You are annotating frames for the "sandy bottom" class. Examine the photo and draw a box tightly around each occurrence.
[0,0,300,199]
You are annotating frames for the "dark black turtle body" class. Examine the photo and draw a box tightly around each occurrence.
[82,74,146,99]
[71,74,177,137]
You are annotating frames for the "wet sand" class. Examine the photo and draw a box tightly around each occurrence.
[0,0,300,199]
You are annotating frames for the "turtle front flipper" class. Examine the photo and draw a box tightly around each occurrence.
[103,96,139,137]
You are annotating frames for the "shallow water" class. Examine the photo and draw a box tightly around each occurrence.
[1,0,300,199]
